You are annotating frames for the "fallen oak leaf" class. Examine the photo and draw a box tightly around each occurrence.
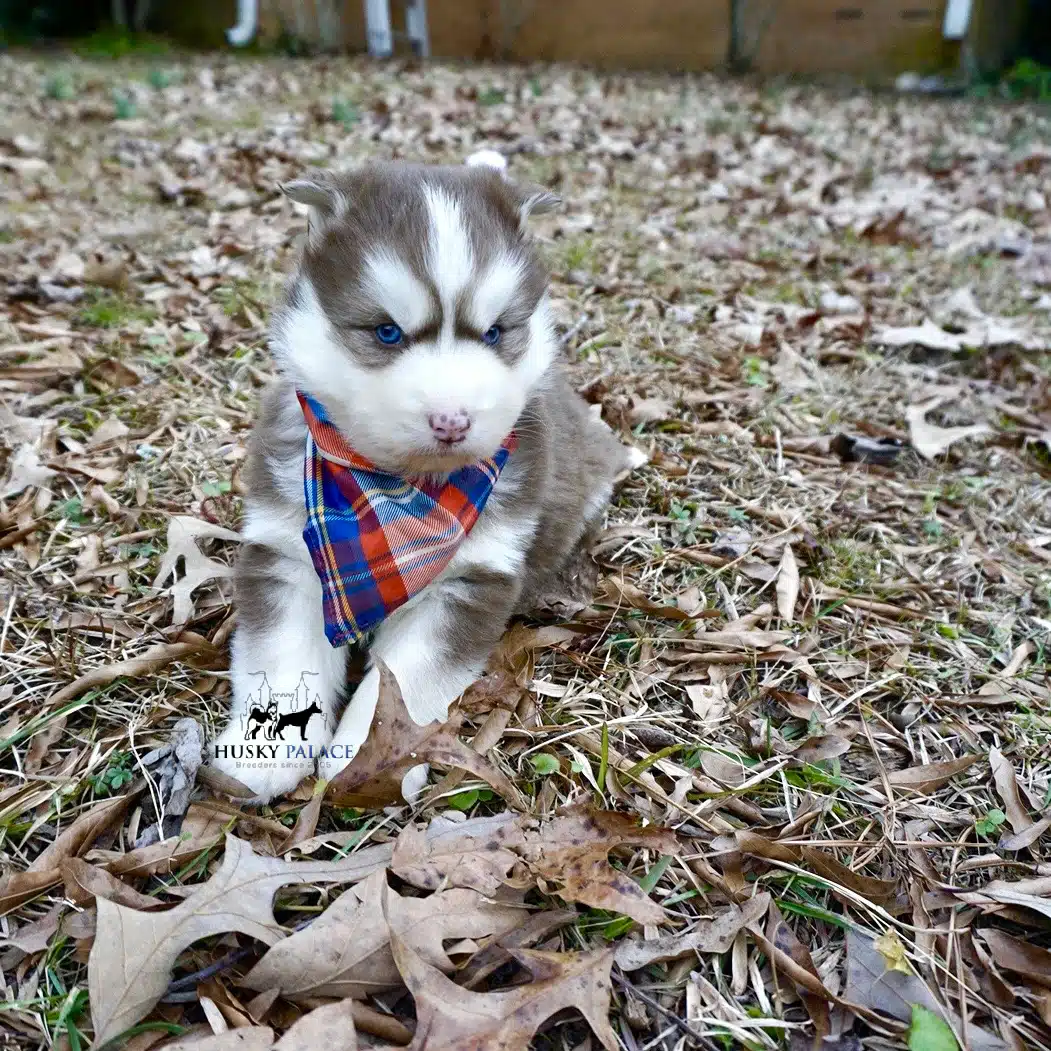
[244,869,526,999]
[391,814,524,897]
[393,805,679,925]
[87,834,395,1048]
[164,999,358,1051]
[153,516,241,626]
[615,892,770,970]
[905,397,990,460]
[165,1029,275,1050]
[526,808,678,924]
[325,661,527,810]
[388,901,617,1051]
[459,909,578,990]
[271,998,358,1050]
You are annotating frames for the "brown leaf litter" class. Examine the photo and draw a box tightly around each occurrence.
[1,52,1051,1051]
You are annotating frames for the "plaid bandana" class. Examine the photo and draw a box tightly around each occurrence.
[298,392,515,647]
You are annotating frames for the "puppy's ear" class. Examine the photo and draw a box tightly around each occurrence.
[516,185,561,221]
[280,170,345,244]
[465,151,561,229]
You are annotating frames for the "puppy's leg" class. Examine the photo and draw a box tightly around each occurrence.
[318,531,529,783]
[212,509,345,801]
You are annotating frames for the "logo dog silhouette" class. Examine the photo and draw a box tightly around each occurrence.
[274,702,323,742]
[245,698,278,741]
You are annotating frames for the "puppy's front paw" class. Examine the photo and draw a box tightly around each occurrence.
[210,724,321,803]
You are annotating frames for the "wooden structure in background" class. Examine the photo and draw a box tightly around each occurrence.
[152,0,1029,76]
[751,0,948,74]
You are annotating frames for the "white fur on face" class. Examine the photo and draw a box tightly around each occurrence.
[363,250,433,332]
[424,186,474,337]
[276,192,557,473]
[468,251,527,331]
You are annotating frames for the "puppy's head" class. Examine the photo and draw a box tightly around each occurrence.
[272,161,559,475]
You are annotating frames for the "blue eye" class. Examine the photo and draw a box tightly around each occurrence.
[482,325,502,346]
[375,323,404,346]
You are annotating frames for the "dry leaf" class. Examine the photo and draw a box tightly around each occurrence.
[843,929,1004,1051]
[775,544,799,622]
[732,832,898,906]
[615,893,770,970]
[390,913,617,1051]
[0,796,134,915]
[2,444,57,498]
[88,835,394,1046]
[882,754,979,795]
[165,1029,276,1051]
[45,637,217,709]
[596,577,693,619]
[686,629,792,649]
[272,999,357,1050]
[876,319,967,352]
[244,869,525,999]
[873,929,912,975]
[981,930,1051,989]
[164,1000,357,1051]
[393,806,678,925]
[627,396,674,426]
[61,858,164,911]
[999,816,1051,852]
[153,516,241,626]
[905,396,990,460]
[989,747,1032,835]
[766,901,830,1037]
[326,661,526,810]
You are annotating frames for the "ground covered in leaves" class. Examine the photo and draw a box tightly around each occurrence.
[1,50,1051,1051]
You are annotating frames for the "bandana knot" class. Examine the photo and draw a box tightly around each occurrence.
[298,392,515,647]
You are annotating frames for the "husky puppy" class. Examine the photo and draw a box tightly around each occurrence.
[211,158,640,800]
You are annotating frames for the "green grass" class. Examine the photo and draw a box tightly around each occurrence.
[73,29,172,60]
[77,293,156,329]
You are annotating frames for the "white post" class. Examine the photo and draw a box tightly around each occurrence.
[226,0,259,46]
[365,0,395,57]
[942,0,973,40]
[405,0,430,57]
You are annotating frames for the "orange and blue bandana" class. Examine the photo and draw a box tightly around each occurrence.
[298,392,515,647]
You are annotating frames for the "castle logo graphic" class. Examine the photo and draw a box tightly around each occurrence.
[212,671,359,767]
[238,671,325,743]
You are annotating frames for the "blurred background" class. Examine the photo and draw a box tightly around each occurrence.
[2,0,1049,86]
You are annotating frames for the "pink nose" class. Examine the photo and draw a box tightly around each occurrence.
[428,410,472,444]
